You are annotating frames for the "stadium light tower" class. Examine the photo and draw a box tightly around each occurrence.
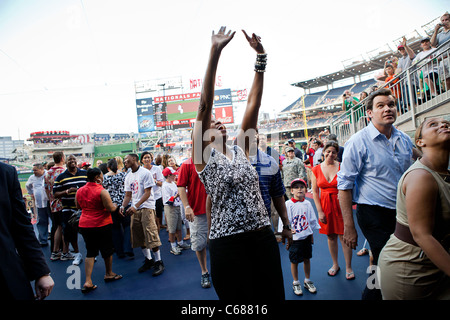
[158,83,167,149]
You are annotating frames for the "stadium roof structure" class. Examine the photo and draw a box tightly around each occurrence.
[291,17,439,91]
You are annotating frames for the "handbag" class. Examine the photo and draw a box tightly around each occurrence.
[68,210,82,228]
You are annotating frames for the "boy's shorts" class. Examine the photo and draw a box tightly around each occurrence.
[130,208,162,249]
[289,235,312,264]
[164,205,182,233]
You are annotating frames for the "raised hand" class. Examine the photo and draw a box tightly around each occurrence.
[401,36,407,47]
[211,26,235,50]
[242,30,264,54]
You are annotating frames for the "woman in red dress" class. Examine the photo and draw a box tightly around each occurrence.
[311,141,354,280]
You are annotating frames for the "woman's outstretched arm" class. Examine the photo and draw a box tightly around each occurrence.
[193,26,235,171]
[238,30,266,157]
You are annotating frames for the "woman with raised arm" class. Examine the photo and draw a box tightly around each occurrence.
[379,117,450,299]
[193,26,290,300]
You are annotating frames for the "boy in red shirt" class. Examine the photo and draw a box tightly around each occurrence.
[177,156,211,288]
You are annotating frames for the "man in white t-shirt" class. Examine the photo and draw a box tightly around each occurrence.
[412,37,439,97]
[121,154,164,276]
[140,151,165,231]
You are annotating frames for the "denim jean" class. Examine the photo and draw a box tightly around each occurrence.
[36,206,51,245]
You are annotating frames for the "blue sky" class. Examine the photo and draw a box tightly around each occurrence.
[0,0,447,139]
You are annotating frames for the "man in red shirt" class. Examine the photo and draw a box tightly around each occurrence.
[177,154,211,289]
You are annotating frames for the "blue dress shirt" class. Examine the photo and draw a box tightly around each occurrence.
[337,122,413,209]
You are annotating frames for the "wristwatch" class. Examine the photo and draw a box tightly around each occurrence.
[283,224,291,231]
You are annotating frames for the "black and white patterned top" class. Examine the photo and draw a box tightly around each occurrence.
[198,145,270,239]
[103,171,126,205]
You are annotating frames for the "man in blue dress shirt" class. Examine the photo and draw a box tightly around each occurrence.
[337,88,420,299]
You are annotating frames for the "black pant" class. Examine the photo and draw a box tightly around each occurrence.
[209,226,285,301]
[356,204,396,300]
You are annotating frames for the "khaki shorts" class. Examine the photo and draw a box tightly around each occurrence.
[131,208,162,249]
[164,205,182,233]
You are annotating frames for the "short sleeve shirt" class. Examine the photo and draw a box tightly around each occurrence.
[124,166,156,209]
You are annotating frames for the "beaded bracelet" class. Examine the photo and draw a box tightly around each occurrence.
[255,53,267,72]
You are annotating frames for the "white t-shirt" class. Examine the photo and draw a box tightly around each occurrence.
[25,171,48,208]
[124,166,156,209]
[147,165,164,200]
[161,181,181,207]
[313,147,323,166]
[413,48,438,73]
[279,198,320,241]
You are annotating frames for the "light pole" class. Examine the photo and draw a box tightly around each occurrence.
[158,83,167,151]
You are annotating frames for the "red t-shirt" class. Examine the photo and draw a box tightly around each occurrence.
[77,182,113,228]
[307,148,315,168]
[176,158,207,216]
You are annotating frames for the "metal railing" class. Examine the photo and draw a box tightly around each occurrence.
[330,38,450,144]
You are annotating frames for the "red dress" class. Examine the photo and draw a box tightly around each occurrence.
[311,164,344,235]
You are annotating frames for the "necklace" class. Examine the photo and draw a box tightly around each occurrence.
[439,172,450,183]
[420,157,450,182]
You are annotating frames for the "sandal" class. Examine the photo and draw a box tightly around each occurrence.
[104,274,123,282]
[346,272,356,280]
[327,266,340,276]
[357,248,369,256]
[81,284,97,293]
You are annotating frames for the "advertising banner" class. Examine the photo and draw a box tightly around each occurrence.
[213,89,234,124]
[136,98,156,132]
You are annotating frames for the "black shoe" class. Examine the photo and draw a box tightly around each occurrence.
[138,258,155,273]
[152,260,165,276]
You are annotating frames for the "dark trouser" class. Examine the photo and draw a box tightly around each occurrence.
[50,210,63,251]
[36,205,51,245]
[209,226,285,301]
[61,210,78,244]
[111,206,132,257]
[356,204,396,300]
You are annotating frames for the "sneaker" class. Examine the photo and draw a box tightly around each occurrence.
[72,252,83,265]
[152,260,165,276]
[138,258,155,273]
[201,272,211,288]
[60,252,75,261]
[178,242,191,250]
[304,280,317,293]
[50,251,61,261]
[170,246,182,255]
[293,283,303,296]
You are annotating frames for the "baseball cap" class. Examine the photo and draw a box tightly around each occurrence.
[82,162,91,167]
[162,167,177,178]
[290,178,307,188]
[288,138,295,143]
[285,147,294,152]
[421,36,430,43]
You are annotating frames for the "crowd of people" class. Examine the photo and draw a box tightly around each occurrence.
[1,16,449,301]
